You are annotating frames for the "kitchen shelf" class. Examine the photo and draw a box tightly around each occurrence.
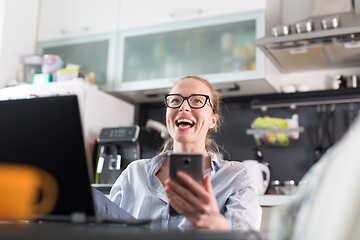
[246,127,304,135]
[252,97,360,110]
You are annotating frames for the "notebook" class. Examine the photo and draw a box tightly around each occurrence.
[0,95,139,224]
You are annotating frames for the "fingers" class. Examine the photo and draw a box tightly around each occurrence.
[176,171,210,201]
[203,174,213,194]
[166,187,196,216]
[165,179,207,213]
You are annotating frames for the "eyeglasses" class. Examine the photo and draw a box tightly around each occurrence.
[164,94,215,113]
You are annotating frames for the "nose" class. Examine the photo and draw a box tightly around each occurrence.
[179,99,191,112]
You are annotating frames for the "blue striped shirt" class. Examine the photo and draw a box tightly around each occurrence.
[109,151,259,231]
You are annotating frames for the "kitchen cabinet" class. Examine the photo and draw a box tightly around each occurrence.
[37,33,117,91]
[36,1,281,103]
[118,0,266,30]
[114,10,274,103]
[37,0,266,42]
[37,0,119,42]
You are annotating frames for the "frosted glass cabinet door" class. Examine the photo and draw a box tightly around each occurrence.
[37,33,117,92]
[116,10,265,92]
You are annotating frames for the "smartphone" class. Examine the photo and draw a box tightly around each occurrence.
[168,153,204,216]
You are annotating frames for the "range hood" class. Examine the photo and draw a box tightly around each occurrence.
[256,11,360,72]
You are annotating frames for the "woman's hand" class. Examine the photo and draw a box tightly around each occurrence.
[165,171,231,231]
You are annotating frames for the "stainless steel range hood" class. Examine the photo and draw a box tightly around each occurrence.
[256,11,360,72]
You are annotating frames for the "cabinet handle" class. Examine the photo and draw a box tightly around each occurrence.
[218,83,240,93]
[61,26,89,35]
[169,9,203,18]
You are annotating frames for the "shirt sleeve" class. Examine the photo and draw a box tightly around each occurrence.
[92,187,135,220]
[223,168,260,230]
[109,167,129,206]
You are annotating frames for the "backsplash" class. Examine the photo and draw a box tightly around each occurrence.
[138,89,360,182]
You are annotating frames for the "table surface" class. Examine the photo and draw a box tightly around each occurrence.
[0,221,268,240]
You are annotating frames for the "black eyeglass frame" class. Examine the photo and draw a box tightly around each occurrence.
[164,94,215,113]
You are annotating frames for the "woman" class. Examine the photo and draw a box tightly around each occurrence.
[110,76,259,231]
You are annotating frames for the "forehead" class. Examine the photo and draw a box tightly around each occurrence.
[170,78,211,96]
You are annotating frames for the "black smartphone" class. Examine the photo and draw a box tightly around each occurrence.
[168,153,204,216]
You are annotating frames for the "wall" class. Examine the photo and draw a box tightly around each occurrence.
[0,0,5,54]
[0,0,39,88]
[139,89,360,183]
[267,0,360,93]
[281,0,352,23]
[0,0,358,92]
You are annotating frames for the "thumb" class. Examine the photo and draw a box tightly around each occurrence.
[203,174,213,193]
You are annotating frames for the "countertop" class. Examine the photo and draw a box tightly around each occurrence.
[259,194,296,207]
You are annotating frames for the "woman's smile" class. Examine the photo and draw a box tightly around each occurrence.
[175,117,195,130]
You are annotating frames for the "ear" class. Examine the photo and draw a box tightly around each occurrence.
[209,114,218,129]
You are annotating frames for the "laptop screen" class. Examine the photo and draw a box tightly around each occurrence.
[0,95,95,218]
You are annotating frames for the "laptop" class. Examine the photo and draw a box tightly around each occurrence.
[0,95,139,224]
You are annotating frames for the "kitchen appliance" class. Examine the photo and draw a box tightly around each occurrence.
[93,123,166,193]
[94,126,140,190]
[256,0,360,72]
[242,149,271,195]
[23,54,42,83]
[242,160,270,195]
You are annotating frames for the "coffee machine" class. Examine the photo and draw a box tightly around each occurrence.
[93,126,140,193]
[92,123,166,194]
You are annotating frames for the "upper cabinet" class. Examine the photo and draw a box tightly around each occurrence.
[117,0,266,30]
[113,10,273,103]
[37,0,266,42]
[36,0,278,103]
[37,0,119,42]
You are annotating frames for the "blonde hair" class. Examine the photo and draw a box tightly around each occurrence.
[161,75,223,154]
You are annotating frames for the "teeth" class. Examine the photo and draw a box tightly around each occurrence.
[176,118,195,127]
[176,118,194,125]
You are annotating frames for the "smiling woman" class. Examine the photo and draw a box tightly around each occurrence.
[109,75,260,231]
[162,76,222,154]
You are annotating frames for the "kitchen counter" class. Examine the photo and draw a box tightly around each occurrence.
[259,194,296,207]
[259,195,296,231]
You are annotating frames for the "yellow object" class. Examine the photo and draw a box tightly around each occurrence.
[0,164,58,221]
[250,62,256,70]
[253,117,290,147]
[56,68,79,81]
[58,68,78,73]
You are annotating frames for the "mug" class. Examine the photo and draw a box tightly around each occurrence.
[0,163,58,221]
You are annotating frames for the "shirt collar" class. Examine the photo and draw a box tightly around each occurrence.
[147,151,222,176]
[207,152,222,174]
[147,151,171,176]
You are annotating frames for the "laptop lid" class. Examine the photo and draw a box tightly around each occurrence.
[0,95,96,220]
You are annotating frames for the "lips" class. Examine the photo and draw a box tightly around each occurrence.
[175,118,195,129]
